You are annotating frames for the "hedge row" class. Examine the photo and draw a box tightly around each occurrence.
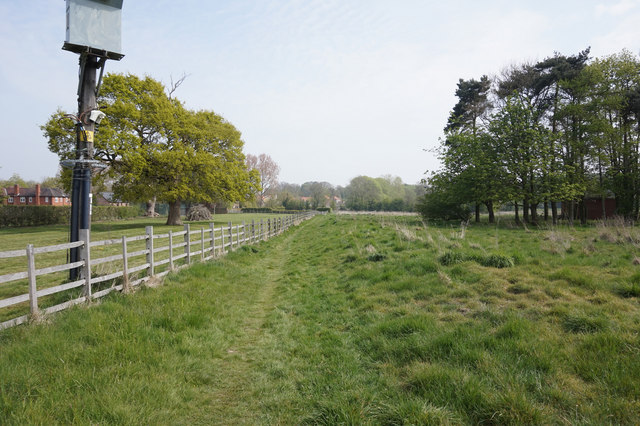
[0,205,142,228]
[92,205,142,221]
[241,207,307,214]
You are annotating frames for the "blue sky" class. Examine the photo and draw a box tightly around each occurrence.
[1,0,639,187]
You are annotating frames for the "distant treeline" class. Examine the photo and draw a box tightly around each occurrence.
[421,48,640,224]
[275,176,423,212]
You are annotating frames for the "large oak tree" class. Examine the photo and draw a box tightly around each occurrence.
[42,73,259,225]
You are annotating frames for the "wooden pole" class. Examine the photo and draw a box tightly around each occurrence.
[122,235,130,292]
[146,226,154,277]
[168,230,174,271]
[221,225,225,255]
[80,228,92,299]
[184,224,191,264]
[200,228,205,261]
[251,219,256,243]
[210,222,215,257]
[26,244,39,317]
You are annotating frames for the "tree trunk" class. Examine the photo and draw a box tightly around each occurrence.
[485,201,495,224]
[475,204,480,223]
[145,196,156,216]
[544,201,549,222]
[530,202,538,225]
[568,201,574,226]
[514,202,520,224]
[580,198,587,225]
[551,201,558,225]
[523,199,530,224]
[166,199,183,226]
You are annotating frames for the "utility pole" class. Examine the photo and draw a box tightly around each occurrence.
[69,55,102,279]
[63,0,124,279]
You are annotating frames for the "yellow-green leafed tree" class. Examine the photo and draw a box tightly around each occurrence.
[42,73,259,225]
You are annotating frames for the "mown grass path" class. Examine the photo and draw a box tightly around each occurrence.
[1,214,640,424]
[203,230,294,423]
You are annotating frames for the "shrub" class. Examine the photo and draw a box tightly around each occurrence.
[439,251,466,266]
[241,207,305,214]
[92,206,141,221]
[417,188,472,222]
[0,206,69,227]
[0,205,141,227]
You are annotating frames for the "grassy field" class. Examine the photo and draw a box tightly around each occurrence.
[0,214,639,424]
[0,213,289,322]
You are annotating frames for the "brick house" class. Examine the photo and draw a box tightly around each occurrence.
[2,184,70,206]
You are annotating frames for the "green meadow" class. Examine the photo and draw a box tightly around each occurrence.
[1,214,639,424]
[0,214,288,322]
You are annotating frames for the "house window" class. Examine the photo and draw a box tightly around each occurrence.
[28,197,33,203]
[54,197,59,202]
[20,197,25,203]
[45,197,49,203]
[8,197,13,203]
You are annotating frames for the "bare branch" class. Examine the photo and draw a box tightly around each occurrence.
[168,73,190,100]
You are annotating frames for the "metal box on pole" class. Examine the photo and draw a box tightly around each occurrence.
[64,0,124,60]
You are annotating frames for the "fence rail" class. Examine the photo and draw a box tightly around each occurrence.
[0,212,319,330]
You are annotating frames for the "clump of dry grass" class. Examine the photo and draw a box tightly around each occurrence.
[596,216,640,247]
[541,230,574,255]
[395,224,423,242]
[438,269,452,285]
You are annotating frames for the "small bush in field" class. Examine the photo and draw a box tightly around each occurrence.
[439,251,465,266]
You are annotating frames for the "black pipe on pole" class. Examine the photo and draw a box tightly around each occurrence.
[69,167,82,280]
[80,168,92,230]
[69,54,98,280]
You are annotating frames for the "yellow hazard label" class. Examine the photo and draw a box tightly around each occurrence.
[83,131,94,142]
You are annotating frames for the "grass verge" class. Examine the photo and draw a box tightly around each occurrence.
[0,214,639,424]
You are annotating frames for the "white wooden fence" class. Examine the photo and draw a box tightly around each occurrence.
[0,212,319,330]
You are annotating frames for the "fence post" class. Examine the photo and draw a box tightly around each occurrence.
[26,244,39,317]
[267,218,271,239]
[228,222,233,251]
[184,224,191,264]
[146,226,154,277]
[220,225,225,255]
[201,228,205,261]
[214,222,216,257]
[242,221,245,245]
[122,236,131,292]
[80,229,92,299]
[168,231,174,271]
[251,219,256,243]
[237,222,242,247]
